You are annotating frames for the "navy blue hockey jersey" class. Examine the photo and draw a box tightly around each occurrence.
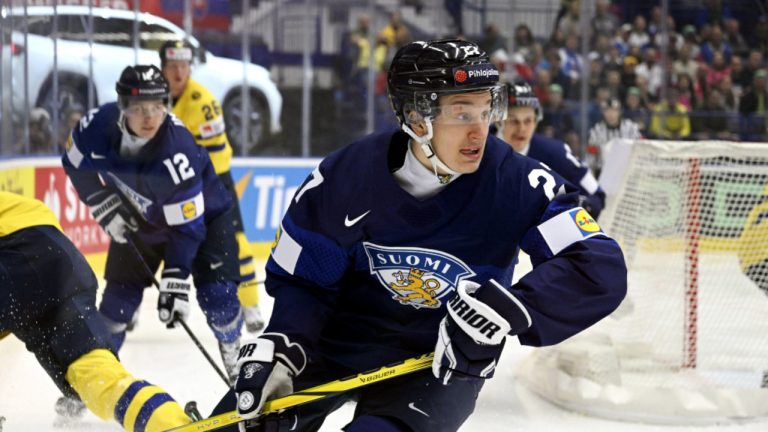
[528,134,606,216]
[62,103,231,276]
[264,129,627,372]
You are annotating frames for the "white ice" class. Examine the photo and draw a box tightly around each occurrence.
[2,257,767,432]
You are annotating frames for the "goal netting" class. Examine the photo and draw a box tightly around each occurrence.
[516,139,768,424]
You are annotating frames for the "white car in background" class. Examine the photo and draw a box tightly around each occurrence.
[4,6,281,154]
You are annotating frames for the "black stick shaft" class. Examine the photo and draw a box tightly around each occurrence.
[125,237,231,386]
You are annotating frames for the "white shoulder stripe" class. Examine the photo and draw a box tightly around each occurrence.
[272,224,302,275]
[579,171,599,195]
[162,192,204,226]
[65,136,84,168]
[538,208,604,255]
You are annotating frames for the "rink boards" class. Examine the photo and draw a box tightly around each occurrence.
[0,156,320,273]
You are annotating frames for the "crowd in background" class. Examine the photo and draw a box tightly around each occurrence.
[335,0,768,173]
[10,0,768,164]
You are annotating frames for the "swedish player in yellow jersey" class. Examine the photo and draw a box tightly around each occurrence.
[738,184,768,296]
[159,40,264,333]
[0,192,191,432]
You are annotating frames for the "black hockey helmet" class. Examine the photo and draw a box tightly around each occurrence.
[387,39,507,126]
[159,39,195,66]
[506,82,542,122]
[115,65,170,108]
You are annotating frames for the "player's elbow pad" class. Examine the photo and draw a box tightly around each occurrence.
[449,279,532,345]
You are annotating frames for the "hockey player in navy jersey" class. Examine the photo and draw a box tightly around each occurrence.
[61,65,244,382]
[217,39,627,432]
[497,82,606,219]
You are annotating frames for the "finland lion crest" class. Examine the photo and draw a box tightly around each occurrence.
[363,242,475,309]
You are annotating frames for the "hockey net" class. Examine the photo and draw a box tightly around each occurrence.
[516,139,768,424]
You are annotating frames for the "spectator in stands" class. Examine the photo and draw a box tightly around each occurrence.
[696,0,733,28]
[589,86,612,126]
[718,75,738,111]
[379,11,411,50]
[513,24,535,51]
[729,55,745,91]
[556,1,581,38]
[538,83,574,142]
[676,73,698,110]
[635,47,663,97]
[628,15,650,49]
[533,68,552,105]
[700,23,732,65]
[591,0,618,38]
[650,87,691,139]
[738,69,768,140]
[635,75,656,108]
[559,33,584,85]
[613,23,632,56]
[674,42,700,81]
[604,66,625,101]
[587,99,643,175]
[621,54,639,89]
[659,16,685,53]
[624,86,650,132]
[736,49,765,90]
[541,45,572,98]
[647,6,664,37]
[681,25,702,59]
[751,15,768,55]
[705,51,732,90]
[693,87,738,141]
[589,33,613,65]
[724,17,749,59]
[479,23,507,62]
[584,58,604,99]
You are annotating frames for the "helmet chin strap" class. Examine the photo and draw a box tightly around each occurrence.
[401,120,460,181]
[117,112,151,156]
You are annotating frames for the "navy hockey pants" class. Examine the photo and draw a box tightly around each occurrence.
[0,226,114,398]
[99,208,242,350]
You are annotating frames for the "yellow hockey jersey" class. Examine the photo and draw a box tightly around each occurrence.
[738,193,768,270]
[171,78,232,174]
[0,191,62,237]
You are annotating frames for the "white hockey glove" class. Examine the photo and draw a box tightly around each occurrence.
[433,279,532,385]
[157,268,191,327]
[87,190,138,244]
[234,333,307,428]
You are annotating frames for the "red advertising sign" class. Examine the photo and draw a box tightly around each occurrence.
[35,167,110,254]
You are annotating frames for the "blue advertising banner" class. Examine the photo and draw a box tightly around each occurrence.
[230,158,321,243]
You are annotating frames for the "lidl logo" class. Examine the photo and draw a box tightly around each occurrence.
[182,201,197,220]
[572,209,600,234]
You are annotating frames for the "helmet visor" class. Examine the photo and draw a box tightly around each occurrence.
[402,85,507,126]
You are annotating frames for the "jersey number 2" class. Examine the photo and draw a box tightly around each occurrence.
[163,153,195,184]
[528,168,556,201]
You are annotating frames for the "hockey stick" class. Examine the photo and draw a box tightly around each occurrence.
[124,237,231,386]
[163,353,435,432]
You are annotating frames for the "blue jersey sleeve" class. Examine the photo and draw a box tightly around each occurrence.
[510,191,627,346]
[529,134,606,218]
[62,107,113,202]
[264,164,346,356]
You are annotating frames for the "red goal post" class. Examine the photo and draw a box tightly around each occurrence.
[516,139,768,424]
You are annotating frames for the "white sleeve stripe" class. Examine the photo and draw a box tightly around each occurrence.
[579,171,599,195]
[162,192,204,226]
[538,208,603,255]
[66,139,84,168]
[272,224,302,275]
